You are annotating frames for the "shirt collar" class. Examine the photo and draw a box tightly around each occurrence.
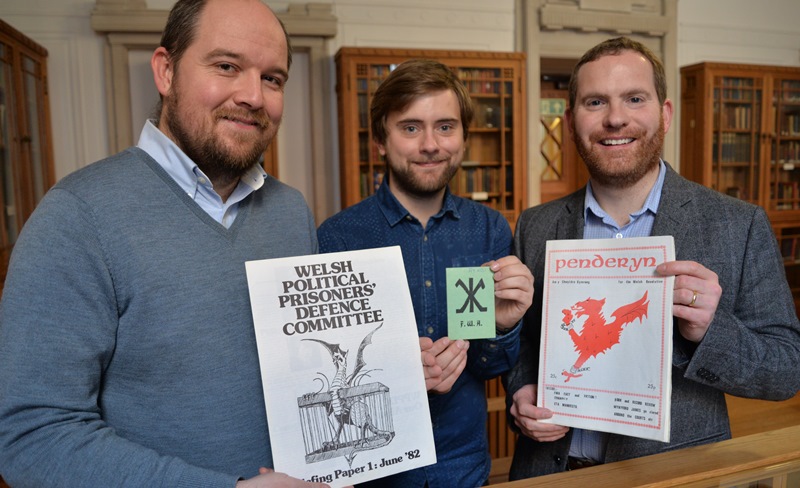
[584,159,666,223]
[375,177,460,227]
[136,120,267,199]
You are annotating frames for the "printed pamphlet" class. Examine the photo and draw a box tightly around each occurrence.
[246,246,436,486]
[537,236,675,442]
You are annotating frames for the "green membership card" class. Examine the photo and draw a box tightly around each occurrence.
[446,266,496,340]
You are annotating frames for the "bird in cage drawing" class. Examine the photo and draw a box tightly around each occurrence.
[300,323,395,466]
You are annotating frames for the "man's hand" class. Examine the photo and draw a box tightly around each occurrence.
[656,260,722,343]
[510,384,569,442]
[488,256,534,331]
[236,467,345,487]
[419,336,468,394]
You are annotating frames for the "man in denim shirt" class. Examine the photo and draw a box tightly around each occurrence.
[317,59,534,487]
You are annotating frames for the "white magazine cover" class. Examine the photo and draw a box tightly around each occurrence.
[245,246,435,487]
[537,236,675,442]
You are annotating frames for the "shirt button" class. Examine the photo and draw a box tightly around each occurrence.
[489,343,497,349]
[406,215,413,221]
[427,327,434,334]
[481,356,487,363]
[425,280,432,287]
[423,235,428,242]
[615,232,623,239]
[198,177,207,185]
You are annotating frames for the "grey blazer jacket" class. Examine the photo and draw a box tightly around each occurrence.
[505,164,800,480]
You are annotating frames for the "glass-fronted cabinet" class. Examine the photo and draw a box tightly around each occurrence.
[0,19,55,293]
[335,47,527,226]
[771,78,800,212]
[710,75,762,205]
[681,62,800,311]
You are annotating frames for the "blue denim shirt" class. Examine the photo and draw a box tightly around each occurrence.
[318,180,521,488]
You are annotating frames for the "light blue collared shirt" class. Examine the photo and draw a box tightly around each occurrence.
[136,120,267,228]
[569,160,667,462]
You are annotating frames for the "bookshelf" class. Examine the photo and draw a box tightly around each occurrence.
[680,62,800,311]
[334,47,527,226]
[0,19,55,294]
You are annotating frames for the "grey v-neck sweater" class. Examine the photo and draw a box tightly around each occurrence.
[0,147,317,487]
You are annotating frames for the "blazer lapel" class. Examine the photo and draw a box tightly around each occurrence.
[557,188,586,240]
[652,164,693,257]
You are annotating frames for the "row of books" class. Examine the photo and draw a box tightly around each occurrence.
[719,78,755,89]
[712,133,753,163]
[714,105,755,130]
[715,87,757,102]
[776,81,800,102]
[357,77,506,97]
[359,170,385,198]
[779,115,800,137]
[772,181,800,210]
[357,136,382,163]
[455,68,505,95]
[780,235,800,262]
[452,167,503,195]
[772,141,800,163]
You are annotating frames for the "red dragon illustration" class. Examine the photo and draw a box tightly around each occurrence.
[559,291,649,382]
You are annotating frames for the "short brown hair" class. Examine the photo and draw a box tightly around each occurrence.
[159,0,293,73]
[568,36,667,109]
[153,0,293,120]
[370,59,474,145]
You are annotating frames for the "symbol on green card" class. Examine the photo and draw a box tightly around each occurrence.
[446,267,495,340]
[455,277,488,313]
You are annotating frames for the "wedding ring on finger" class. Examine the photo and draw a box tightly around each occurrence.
[689,290,698,307]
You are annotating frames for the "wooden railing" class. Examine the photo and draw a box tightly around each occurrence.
[4,426,799,487]
[492,424,800,488]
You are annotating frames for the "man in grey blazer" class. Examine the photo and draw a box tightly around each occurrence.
[505,36,800,480]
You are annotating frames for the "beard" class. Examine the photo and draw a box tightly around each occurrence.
[163,88,274,185]
[386,156,461,198]
[574,116,665,189]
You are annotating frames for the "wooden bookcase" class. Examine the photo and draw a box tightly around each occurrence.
[0,19,55,294]
[334,47,527,227]
[680,62,800,311]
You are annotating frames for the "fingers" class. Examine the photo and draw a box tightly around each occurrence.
[487,256,534,292]
[419,336,434,350]
[426,337,468,394]
[486,256,535,329]
[510,384,569,442]
[656,260,717,280]
[433,349,467,394]
[419,337,437,368]
[657,261,722,342]
[421,338,443,390]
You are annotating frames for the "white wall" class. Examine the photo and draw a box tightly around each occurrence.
[328,0,514,53]
[677,0,800,68]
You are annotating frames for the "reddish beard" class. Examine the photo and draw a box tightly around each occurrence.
[574,116,665,189]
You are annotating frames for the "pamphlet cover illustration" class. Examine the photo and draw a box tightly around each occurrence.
[537,236,675,442]
[245,246,436,487]
[446,266,495,340]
